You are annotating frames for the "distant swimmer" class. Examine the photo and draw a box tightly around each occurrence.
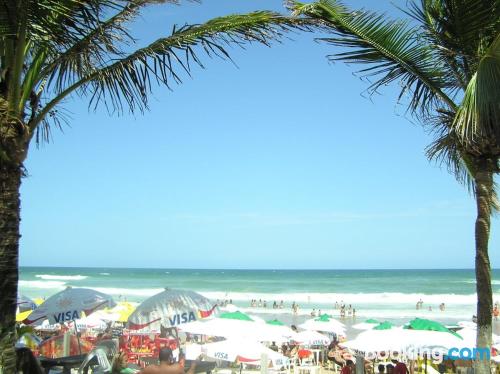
[311,309,316,317]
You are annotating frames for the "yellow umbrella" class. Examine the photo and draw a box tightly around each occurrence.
[117,302,136,322]
[16,310,32,322]
[33,297,45,306]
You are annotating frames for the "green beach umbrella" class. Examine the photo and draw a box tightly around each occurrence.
[315,314,332,322]
[373,321,394,330]
[353,319,380,330]
[219,311,253,321]
[266,319,285,326]
[404,318,462,338]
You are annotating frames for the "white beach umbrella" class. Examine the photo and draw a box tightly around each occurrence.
[25,287,115,325]
[179,311,256,338]
[127,288,216,331]
[293,330,331,346]
[201,339,288,367]
[342,326,464,354]
[34,319,61,332]
[179,313,296,343]
[17,295,37,313]
[67,315,108,330]
[352,319,380,330]
[298,315,345,336]
[455,327,500,348]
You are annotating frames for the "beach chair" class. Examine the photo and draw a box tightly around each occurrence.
[325,359,340,373]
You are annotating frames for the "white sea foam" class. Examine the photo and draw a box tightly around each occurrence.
[231,306,475,321]
[19,280,66,289]
[99,273,111,276]
[88,287,164,297]
[198,291,498,306]
[459,279,500,285]
[36,274,87,281]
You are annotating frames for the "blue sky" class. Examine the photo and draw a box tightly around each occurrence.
[20,0,498,269]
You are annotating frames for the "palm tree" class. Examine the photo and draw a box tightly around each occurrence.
[291,0,499,372]
[0,1,308,371]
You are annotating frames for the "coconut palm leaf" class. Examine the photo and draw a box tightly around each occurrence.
[29,11,309,133]
[404,0,500,87]
[291,0,456,116]
[453,34,500,156]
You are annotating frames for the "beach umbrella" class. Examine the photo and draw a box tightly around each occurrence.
[248,314,266,323]
[16,333,42,350]
[16,310,32,322]
[352,319,379,330]
[180,313,296,343]
[201,339,288,367]
[24,287,115,325]
[404,318,462,338]
[17,295,37,313]
[293,330,331,346]
[298,315,345,336]
[219,311,253,321]
[454,327,500,349]
[93,301,136,323]
[342,321,464,355]
[341,327,406,353]
[373,321,394,330]
[127,288,217,331]
[34,319,61,332]
[267,319,285,326]
[68,315,108,330]
[180,313,256,339]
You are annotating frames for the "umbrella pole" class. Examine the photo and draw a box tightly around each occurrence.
[174,327,182,358]
[73,319,82,355]
[424,353,427,374]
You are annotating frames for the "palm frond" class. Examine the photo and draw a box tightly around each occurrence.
[426,125,475,193]
[291,0,456,117]
[404,0,500,85]
[453,34,500,157]
[29,12,309,130]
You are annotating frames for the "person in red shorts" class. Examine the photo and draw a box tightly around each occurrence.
[341,360,355,374]
[391,358,409,374]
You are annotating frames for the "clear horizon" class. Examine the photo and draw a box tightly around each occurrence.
[19,266,499,271]
[19,0,499,269]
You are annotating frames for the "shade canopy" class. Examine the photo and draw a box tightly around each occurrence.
[298,316,345,336]
[293,330,331,346]
[353,319,380,330]
[404,318,462,338]
[24,287,115,325]
[17,295,37,313]
[219,311,253,321]
[373,321,394,330]
[267,319,285,326]
[201,339,288,367]
[179,314,296,343]
[127,288,216,331]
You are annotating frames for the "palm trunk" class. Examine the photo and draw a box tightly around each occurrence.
[474,162,493,374]
[0,164,21,374]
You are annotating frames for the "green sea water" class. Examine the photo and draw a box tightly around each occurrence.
[18,267,500,322]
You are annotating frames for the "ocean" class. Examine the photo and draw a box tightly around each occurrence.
[18,267,500,324]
